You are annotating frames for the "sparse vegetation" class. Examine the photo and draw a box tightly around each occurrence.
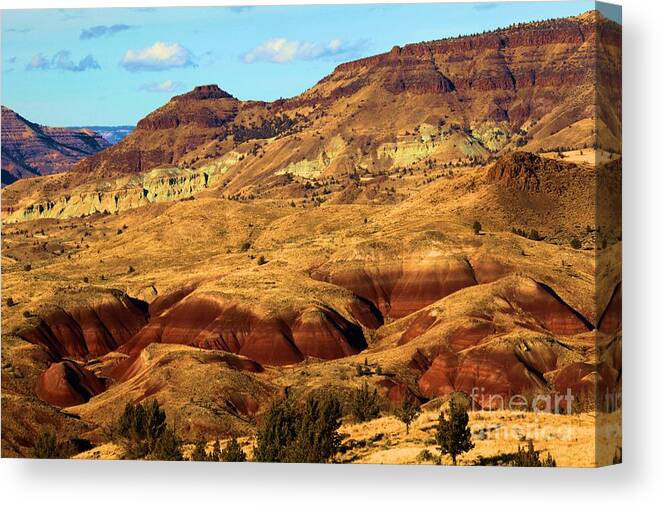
[472,220,482,235]
[512,227,541,241]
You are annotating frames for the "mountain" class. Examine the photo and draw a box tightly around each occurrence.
[1,10,620,217]
[70,125,134,145]
[0,106,110,186]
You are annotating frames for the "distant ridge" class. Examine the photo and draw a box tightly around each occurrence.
[1,106,111,186]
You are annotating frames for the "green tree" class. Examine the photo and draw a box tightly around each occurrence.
[395,398,421,435]
[350,382,381,423]
[113,399,175,459]
[253,397,299,462]
[32,432,60,459]
[210,440,222,461]
[253,392,344,463]
[289,393,342,463]
[150,428,183,461]
[190,440,209,461]
[472,220,482,235]
[434,399,474,465]
[220,437,247,462]
[143,399,167,451]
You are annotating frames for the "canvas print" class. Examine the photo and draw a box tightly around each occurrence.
[1,1,621,466]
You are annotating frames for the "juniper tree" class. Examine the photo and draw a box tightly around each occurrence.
[150,428,183,461]
[253,396,299,462]
[395,398,421,435]
[190,440,208,461]
[289,393,342,463]
[113,399,172,459]
[434,399,474,465]
[220,437,247,462]
[350,382,381,423]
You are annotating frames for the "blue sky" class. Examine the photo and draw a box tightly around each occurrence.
[1,2,616,126]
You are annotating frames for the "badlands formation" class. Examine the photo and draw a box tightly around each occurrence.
[1,11,621,464]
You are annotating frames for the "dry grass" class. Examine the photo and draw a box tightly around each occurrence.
[336,409,621,467]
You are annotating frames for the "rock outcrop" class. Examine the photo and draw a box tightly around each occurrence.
[18,291,148,360]
[35,360,105,408]
[1,106,110,185]
[312,254,478,319]
[118,293,371,366]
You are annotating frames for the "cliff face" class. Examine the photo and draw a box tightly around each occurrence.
[1,106,110,186]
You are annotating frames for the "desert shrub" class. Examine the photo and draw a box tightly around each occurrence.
[511,440,556,467]
[31,432,60,459]
[570,238,582,249]
[528,229,541,241]
[472,220,482,235]
[257,255,267,266]
[350,382,381,423]
[395,398,421,434]
[416,449,435,463]
[24,264,32,272]
[434,399,474,465]
[31,433,91,459]
[219,437,247,462]
[6,296,17,307]
[240,241,251,252]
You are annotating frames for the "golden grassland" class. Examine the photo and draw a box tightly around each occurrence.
[72,408,621,467]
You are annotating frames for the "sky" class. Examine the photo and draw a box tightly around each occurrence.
[1,2,619,126]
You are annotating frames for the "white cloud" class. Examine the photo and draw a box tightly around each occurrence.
[140,79,183,93]
[121,42,196,72]
[242,38,366,64]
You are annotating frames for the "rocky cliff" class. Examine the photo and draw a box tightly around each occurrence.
[1,106,110,186]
